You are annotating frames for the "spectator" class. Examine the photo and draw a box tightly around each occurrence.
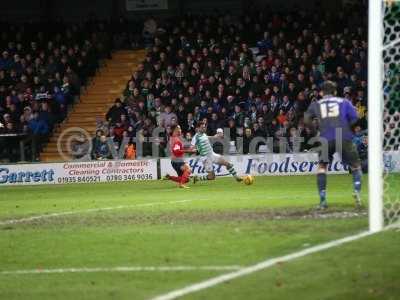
[358,135,368,173]
[94,135,111,160]
[212,128,225,154]
[106,99,126,125]
[124,139,136,159]
[143,17,158,42]
[112,121,125,146]
[28,112,49,160]
[352,125,365,148]
[160,105,177,127]
[91,129,103,159]
[276,110,288,126]
[243,128,254,154]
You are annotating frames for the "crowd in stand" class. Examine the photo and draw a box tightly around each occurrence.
[97,3,368,160]
[0,19,114,161]
[0,4,370,162]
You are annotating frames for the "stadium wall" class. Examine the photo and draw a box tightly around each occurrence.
[1,151,399,186]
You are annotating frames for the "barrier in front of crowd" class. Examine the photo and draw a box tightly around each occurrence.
[0,159,157,186]
[160,153,349,177]
[0,151,399,186]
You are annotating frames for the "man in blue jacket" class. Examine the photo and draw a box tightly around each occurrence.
[28,112,49,160]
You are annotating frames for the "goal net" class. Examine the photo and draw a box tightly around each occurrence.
[382,0,400,226]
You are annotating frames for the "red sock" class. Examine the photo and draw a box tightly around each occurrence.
[180,170,190,184]
[169,176,181,183]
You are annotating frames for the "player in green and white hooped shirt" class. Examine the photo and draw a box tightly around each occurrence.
[191,121,243,182]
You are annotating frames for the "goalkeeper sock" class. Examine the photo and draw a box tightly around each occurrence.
[317,173,327,203]
[352,169,362,193]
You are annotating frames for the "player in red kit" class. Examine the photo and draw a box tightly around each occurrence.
[165,125,195,188]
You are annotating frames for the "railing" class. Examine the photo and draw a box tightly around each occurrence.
[0,134,34,162]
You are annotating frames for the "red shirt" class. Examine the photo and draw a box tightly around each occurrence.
[170,136,184,161]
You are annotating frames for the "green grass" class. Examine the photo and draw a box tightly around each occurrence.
[0,174,398,300]
[0,175,368,219]
[185,230,400,300]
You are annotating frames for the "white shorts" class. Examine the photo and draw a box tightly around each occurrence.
[201,152,221,173]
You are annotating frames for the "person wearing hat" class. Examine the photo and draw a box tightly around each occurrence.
[105,98,126,125]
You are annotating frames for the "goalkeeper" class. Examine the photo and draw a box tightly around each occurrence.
[305,81,362,209]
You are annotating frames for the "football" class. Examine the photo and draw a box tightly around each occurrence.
[243,175,254,185]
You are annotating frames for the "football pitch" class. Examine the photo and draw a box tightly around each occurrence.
[0,174,399,300]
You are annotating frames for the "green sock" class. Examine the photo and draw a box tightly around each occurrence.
[227,165,237,177]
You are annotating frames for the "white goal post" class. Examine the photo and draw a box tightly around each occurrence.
[368,0,384,232]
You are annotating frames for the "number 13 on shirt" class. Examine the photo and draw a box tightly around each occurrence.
[320,102,340,119]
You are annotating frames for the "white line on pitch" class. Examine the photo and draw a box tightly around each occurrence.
[0,199,202,226]
[0,265,243,275]
[0,191,361,226]
[150,230,376,300]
